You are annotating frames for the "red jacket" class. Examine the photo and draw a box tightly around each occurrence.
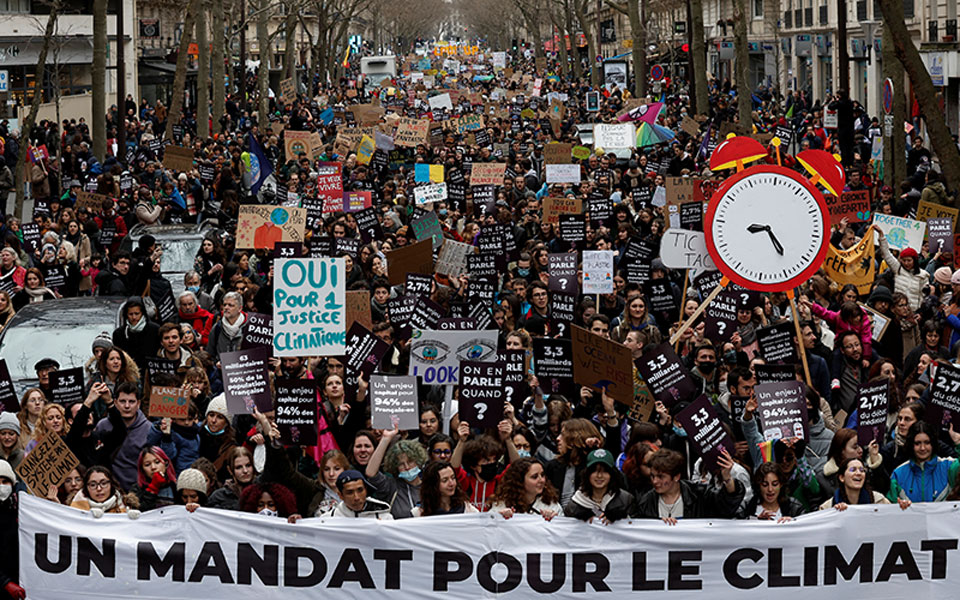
[179,307,216,346]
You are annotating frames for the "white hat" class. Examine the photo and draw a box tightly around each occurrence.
[205,394,230,420]
[0,459,16,485]
[0,412,20,435]
[176,468,207,494]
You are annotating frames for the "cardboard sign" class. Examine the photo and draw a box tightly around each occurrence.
[533,338,575,395]
[675,394,734,470]
[928,217,954,253]
[394,118,430,147]
[548,253,578,294]
[386,239,434,286]
[857,380,890,447]
[544,143,573,164]
[241,312,273,350]
[872,214,925,252]
[545,164,581,184]
[279,77,296,102]
[469,162,507,186]
[274,379,318,446]
[542,196,582,225]
[582,250,615,294]
[15,433,79,496]
[436,239,475,278]
[148,386,190,419]
[571,325,634,405]
[755,380,809,441]
[162,145,195,172]
[221,347,273,414]
[428,93,453,111]
[407,329,499,385]
[370,375,419,430]
[635,343,698,408]
[916,199,959,231]
[459,360,505,428]
[756,323,799,364]
[49,368,84,405]
[824,190,871,226]
[74,191,110,213]
[346,290,373,332]
[236,206,307,250]
[273,258,346,356]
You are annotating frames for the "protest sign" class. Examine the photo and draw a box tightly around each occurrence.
[386,239,434,286]
[162,145,194,171]
[593,123,635,148]
[345,323,391,379]
[571,145,591,160]
[550,292,576,339]
[635,343,697,408]
[241,312,273,350]
[221,347,273,414]
[872,214,925,252]
[148,386,189,419]
[756,323,799,364]
[354,207,384,243]
[544,143,573,164]
[501,349,529,409]
[459,361,505,428]
[558,215,586,244]
[469,162,507,186]
[428,93,453,111]
[436,239,475,277]
[678,202,703,231]
[0,359,17,412]
[273,258,346,356]
[754,363,797,385]
[15,434,79,496]
[824,190,871,226]
[548,253,578,293]
[408,296,445,332]
[315,163,344,214]
[345,290,373,332]
[274,378,318,446]
[533,337,574,396]
[545,164,581,184]
[279,77,296,102]
[437,318,477,330]
[407,329,498,385]
[405,273,434,297]
[571,325,633,405]
[928,217,954,253]
[49,367,84,405]
[236,206,306,250]
[414,182,448,205]
[394,118,430,147]
[412,211,445,249]
[272,242,302,261]
[675,395,734,470]
[284,130,313,159]
[145,357,178,382]
[665,177,695,205]
[703,289,739,344]
[343,191,372,212]
[582,250,615,294]
[823,229,875,294]
[370,375,419,430]
[73,191,108,214]
[755,380,808,441]
[930,361,960,420]
[644,280,678,323]
[466,253,498,278]
[916,199,958,230]
[542,196,582,225]
[857,380,890,447]
[860,303,891,342]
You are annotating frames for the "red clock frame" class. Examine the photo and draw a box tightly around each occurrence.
[703,164,831,293]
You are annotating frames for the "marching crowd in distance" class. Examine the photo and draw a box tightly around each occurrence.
[0,44,955,600]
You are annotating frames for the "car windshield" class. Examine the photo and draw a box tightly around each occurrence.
[0,300,121,383]
[158,237,202,274]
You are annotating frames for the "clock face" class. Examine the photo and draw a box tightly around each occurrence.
[705,165,829,292]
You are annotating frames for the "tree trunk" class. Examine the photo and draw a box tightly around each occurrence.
[574,0,599,86]
[521,6,545,60]
[690,0,708,115]
[212,0,226,134]
[257,0,269,128]
[879,0,960,201]
[733,0,751,134]
[550,11,568,79]
[565,0,582,79]
[283,6,297,80]
[197,3,210,139]
[15,1,60,219]
[630,0,645,97]
[92,0,106,161]
[116,0,126,161]
[881,26,906,190]
[166,0,201,141]
[837,0,849,93]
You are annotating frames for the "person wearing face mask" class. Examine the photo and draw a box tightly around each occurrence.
[0,460,26,600]
[175,468,209,512]
[183,271,215,311]
[364,426,427,519]
[239,482,300,521]
[451,422,514,511]
[197,394,237,480]
[688,342,721,398]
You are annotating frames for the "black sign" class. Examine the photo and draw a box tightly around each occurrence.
[643,280,677,323]
[679,202,703,231]
[548,253,578,294]
[502,349,528,410]
[675,394,734,470]
[703,289,738,344]
[146,357,178,380]
[388,295,417,340]
[0,359,16,412]
[588,198,613,227]
[466,275,497,305]
[272,242,303,260]
[409,296,445,331]
[621,237,656,266]
[436,317,477,330]
[532,338,574,396]
[558,214,586,243]
[220,347,273,414]
[757,323,799,364]
[550,292,576,339]
[930,362,960,421]
[405,273,433,297]
[40,265,66,293]
[635,343,697,408]
[50,367,84,405]
[334,237,360,258]
[241,313,273,351]
[309,235,334,258]
[626,262,650,285]
[21,223,41,253]
[467,253,498,278]
[459,360,505,429]
[275,379,318,446]
[755,380,809,441]
[354,207,384,243]
[857,380,890,446]
[345,322,390,379]
[754,363,796,385]
[155,286,177,323]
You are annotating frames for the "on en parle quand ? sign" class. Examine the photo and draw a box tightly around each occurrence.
[273,258,346,356]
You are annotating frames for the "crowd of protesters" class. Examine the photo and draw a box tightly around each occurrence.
[0,42,955,600]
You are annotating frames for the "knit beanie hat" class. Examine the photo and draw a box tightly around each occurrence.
[176,468,207,494]
[205,394,230,420]
[935,266,953,285]
[0,412,20,435]
[0,459,16,484]
[92,331,113,353]
[900,247,918,261]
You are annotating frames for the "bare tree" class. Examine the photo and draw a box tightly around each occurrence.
[197,2,211,139]
[732,0,751,134]
[165,0,202,141]
[881,26,906,189]
[92,0,106,160]
[573,0,599,85]
[256,0,269,128]
[604,0,645,97]
[689,0,708,114]
[514,0,546,59]
[212,0,226,133]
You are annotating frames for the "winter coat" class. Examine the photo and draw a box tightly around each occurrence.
[321,496,394,519]
[888,456,960,503]
[112,319,162,372]
[366,471,420,520]
[736,494,807,519]
[179,307,216,346]
[810,301,874,359]
[878,235,928,311]
[920,181,949,206]
[146,421,201,474]
[93,407,154,491]
[563,489,634,522]
[630,479,745,519]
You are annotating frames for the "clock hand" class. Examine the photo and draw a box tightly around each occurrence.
[746,224,769,234]
[766,229,785,255]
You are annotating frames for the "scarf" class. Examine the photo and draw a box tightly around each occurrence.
[895,429,906,448]
[24,286,52,300]
[221,312,246,340]
[86,494,119,512]
[834,486,873,506]
[570,489,613,516]
[126,315,146,335]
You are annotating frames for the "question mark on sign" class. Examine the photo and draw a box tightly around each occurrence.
[740,293,749,305]
[557,323,566,336]
[505,387,514,402]
[474,403,488,422]
[561,278,567,290]
[717,322,727,336]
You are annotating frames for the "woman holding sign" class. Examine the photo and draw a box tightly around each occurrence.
[365,425,427,519]
[873,224,927,311]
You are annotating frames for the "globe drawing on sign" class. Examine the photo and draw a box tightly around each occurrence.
[465,344,484,359]
[886,228,907,249]
[422,345,439,360]
[270,208,289,226]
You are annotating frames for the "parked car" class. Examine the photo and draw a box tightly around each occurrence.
[0,297,125,396]
[121,221,222,298]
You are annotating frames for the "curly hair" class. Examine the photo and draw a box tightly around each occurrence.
[33,403,70,442]
[492,458,559,513]
[557,418,601,466]
[238,482,299,518]
[97,346,141,384]
[753,462,789,504]
[383,439,428,475]
[419,461,468,516]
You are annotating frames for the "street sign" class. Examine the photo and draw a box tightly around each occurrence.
[596,55,603,63]
[650,64,664,81]
[884,114,894,137]
[882,78,893,115]
[0,71,8,93]
[824,106,838,129]
[621,39,633,49]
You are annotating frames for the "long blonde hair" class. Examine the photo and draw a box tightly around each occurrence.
[34,403,70,442]
[17,387,46,445]
[0,291,14,330]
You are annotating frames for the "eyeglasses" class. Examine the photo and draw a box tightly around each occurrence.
[432,448,452,456]
[87,480,110,490]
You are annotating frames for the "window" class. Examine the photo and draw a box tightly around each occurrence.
[753,0,764,18]
[0,0,30,12]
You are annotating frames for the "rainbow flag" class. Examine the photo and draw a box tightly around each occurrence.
[757,440,775,463]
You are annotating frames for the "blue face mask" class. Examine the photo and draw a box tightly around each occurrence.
[187,285,200,294]
[517,449,531,458]
[673,425,687,438]
[517,268,530,277]
[398,466,421,482]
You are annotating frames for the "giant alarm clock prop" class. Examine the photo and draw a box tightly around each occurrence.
[669,135,845,385]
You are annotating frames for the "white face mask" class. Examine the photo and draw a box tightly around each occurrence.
[258,508,278,517]
[0,483,12,501]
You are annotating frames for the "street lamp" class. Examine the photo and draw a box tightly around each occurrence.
[861,20,877,64]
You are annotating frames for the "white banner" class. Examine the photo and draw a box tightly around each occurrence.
[545,164,581,184]
[872,213,925,252]
[273,258,345,356]
[593,123,635,149]
[582,250,615,294]
[414,182,448,205]
[18,494,960,600]
[660,229,716,279]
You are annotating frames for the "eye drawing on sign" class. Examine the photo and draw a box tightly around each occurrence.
[458,340,497,361]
